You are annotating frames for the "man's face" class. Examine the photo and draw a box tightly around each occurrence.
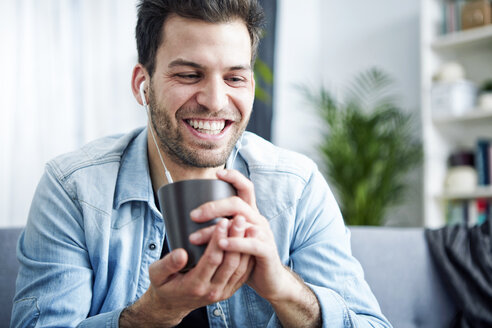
[148,15,255,168]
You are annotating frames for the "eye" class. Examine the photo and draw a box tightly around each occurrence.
[175,73,202,82]
[177,74,200,79]
[226,75,247,86]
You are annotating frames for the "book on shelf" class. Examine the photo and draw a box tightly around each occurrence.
[444,138,492,226]
[475,138,492,186]
[442,0,466,34]
[446,198,489,226]
[443,0,492,34]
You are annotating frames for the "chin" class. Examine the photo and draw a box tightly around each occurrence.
[175,148,231,169]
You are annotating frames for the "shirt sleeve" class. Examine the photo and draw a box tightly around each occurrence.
[10,164,121,328]
[289,168,393,328]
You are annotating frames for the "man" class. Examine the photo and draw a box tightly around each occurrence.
[11,0,392,327]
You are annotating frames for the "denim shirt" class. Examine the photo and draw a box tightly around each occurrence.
[11,127,391,328]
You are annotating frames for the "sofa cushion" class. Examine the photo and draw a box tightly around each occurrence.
[350,226,457,328]
[0,227,23,326]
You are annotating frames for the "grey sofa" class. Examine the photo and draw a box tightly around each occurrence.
[350,226,456,328]
[1,227,22,328]
[1,227,456,327]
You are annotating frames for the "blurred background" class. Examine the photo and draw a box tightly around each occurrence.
[2,0,491,229]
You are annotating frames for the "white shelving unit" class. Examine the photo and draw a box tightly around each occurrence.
[421,0,492,228]
[439,186,492,201]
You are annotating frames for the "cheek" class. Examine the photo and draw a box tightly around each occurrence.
[232,89,255,115]
[161,86,197,112]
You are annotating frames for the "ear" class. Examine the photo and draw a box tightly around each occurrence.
[131,64,149,106]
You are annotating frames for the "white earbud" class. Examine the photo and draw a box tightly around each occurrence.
[139,81,147,107]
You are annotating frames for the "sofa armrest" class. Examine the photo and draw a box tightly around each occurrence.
[0,227,23,326]
[350,226,456,328]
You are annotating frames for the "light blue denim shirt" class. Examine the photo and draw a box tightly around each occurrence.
[12,127,391,328]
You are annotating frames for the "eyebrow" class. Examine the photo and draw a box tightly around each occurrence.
[168,58,251,71]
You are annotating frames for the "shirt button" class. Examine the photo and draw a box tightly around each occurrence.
[213,308,222,317]
[149,243,156,250]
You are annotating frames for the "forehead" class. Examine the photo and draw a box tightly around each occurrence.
[156,15,252,68]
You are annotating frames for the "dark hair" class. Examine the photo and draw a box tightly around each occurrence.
[136,0,265,77]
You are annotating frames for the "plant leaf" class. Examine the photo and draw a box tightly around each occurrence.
[304,68,422,226]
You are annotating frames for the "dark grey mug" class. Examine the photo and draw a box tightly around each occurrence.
[157,179,237,272]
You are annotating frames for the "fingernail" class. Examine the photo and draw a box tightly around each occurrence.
[217,169,227,177]
[190,208,201,218]
[189,232,200,242]
[218,219,228,230]
[234,216,245,230]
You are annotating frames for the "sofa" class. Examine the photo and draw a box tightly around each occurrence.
[1,227,22,328]
[349,226,456,327]
[1,226,456,327]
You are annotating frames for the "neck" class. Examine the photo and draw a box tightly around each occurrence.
[147,129,225,194]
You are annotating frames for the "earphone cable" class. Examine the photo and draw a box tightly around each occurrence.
[143,102,173,184]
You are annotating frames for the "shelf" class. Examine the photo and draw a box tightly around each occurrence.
[432,109,492,124]
[439,187,492,200]
[432,25,492,50]
[421,1,492,227]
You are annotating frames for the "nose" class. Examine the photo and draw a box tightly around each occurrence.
[196,76,229,112]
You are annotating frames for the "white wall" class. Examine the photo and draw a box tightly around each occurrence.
[1,0,423,228]
[0,1,146,228]
[273,0,422,226]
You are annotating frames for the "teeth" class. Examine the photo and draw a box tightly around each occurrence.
[187,120,225,135]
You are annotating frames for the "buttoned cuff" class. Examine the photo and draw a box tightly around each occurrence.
[306,282,352,328]
[76,308,125,328]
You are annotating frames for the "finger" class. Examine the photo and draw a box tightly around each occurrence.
[219,227,266,258]
[189,220,236,245]
[191,218,228,282]
[190,197,263,226]
[227,251,252,288]
[229,215,247,238]
[219,237,262,257]
[211,216,246,284]
[189,224,217,245]
[230,256,255,292]
[242,256,256,285]
[245,225,260,238]
[223,253,252,294]
[216,169,257,208]
[149,248,188,286]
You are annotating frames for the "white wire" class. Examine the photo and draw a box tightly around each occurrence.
[140,82,173,184]
[216,302,229,328]
[145,104,173,184]
[229,134,243,169]
[140,82,244,183]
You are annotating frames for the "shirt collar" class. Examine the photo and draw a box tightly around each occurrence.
[113,127,155,210]
[113,128,249,210]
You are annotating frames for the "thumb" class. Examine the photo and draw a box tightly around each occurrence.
[149,248,188,286]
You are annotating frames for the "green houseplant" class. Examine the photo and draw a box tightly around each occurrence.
[303,68,422,226]
[254,58,274,104]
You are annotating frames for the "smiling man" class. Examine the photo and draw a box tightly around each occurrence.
[139,14,254,180]
[11,1,392,327]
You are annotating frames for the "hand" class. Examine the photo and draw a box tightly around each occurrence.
[190,169,293,303]
[120,215,253,327]
[190,170,322,328]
